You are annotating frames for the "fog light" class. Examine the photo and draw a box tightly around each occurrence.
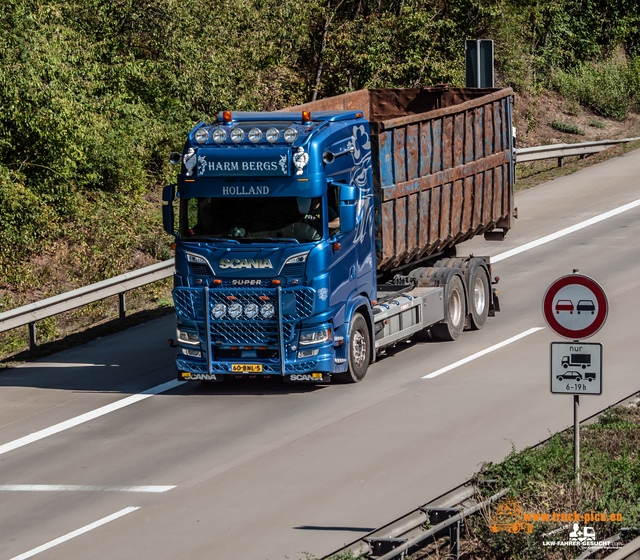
[261,303,275,318]
[181,348,202,358]
[245,303,259,318]
[297,348,319,358]
[213,303,227,319]
[228,303,243,318]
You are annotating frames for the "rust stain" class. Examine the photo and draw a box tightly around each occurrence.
[381,152,509,201]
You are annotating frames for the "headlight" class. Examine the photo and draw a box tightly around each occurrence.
[230,128,245,143]
[248,128,262,143]
[261,303,275,319]
[212,128,226,144]
[186,253,207,264]
[299,328,332,346]
[284,253,308,265]
[213,303,227,319]
[194,128,209,144]
[228,302,243,318]
[283,127,298,143]
[266,127,279,143]
[244,303,259,319]
[177,329,199,345]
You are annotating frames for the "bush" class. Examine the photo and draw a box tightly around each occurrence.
[551,121,586,135]
[551,57,640,120]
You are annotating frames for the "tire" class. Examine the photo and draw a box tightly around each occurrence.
[334,313,370,383]
[432,276,466,341]
[467,267,490,330]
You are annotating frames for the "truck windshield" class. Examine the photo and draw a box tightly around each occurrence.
[179,196,324,243]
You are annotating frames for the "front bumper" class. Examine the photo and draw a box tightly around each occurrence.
[174,285,334,378]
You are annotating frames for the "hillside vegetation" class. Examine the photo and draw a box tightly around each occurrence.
[1,0,639,357]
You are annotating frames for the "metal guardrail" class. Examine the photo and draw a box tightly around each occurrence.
[0,259,175,350]
[321,484,508,560]
[515,137,640,166]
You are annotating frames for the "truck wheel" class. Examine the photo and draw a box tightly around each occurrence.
[432,276,466,341]
[334,313,370,383]
[468,268,490,330]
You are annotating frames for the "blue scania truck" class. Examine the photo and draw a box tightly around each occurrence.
[163,86,515,383]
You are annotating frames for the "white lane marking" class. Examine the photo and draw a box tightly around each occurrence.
[492,197,640,263]
[0,485,175,493]
[422,327,545,379]
[0,379,184,457]
[9,506,139,560]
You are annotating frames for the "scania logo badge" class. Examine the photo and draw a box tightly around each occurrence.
[219,259,273,269]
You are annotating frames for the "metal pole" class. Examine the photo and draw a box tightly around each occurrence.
[574,394,580,486]
[476,39,481,87]
[204,287,212,376]
[277,287,285,377]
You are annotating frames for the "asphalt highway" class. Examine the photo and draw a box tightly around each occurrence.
[1,149,640,560]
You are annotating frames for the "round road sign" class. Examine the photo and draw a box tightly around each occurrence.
[542,274,608,340]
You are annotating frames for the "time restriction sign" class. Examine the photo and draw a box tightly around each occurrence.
[542,274,608,340]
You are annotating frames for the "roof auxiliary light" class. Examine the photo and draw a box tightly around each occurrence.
[248,128,262,143]
[230,128,245,143]
[266,128,279,143]
[283,127,298,143]
[302,110,311,123]
[222,111,233,123]
[212,128,226,144]
[194,128,209,144]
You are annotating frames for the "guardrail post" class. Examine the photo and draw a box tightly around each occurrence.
[28,322,37,351]
[558,157,564,168]
[449,520,460,559]
[118,292,126,319]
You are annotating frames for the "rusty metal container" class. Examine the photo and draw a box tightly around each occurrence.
[293,86,515,272]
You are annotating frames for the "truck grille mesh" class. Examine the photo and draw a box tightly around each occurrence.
[173,286,315,346]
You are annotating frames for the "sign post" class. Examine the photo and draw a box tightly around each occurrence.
[543,271,608,486]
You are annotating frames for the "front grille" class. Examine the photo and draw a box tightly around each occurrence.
[189,263,212,276]
[173,286,315,346]
[282,262,305,276]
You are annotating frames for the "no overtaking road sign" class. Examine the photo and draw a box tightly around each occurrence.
[542,274,608,340]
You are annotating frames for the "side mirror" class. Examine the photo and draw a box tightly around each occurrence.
[338,183,358,234]
[339,204,356,233]
[163,184,175,235]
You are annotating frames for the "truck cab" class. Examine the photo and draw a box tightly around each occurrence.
[164,110,376,383]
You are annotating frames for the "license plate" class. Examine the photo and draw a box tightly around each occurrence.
[230,364,263,373]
